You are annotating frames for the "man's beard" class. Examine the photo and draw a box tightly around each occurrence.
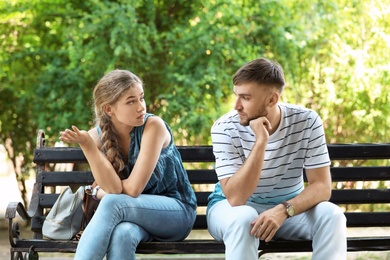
[239,107,268,126]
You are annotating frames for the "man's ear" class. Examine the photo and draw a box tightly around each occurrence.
[268,91,280,107]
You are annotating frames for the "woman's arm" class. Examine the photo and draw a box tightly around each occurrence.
[60,126,122,194]
[121,116,170,197]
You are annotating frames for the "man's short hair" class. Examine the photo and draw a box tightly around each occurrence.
[233,58,285,92]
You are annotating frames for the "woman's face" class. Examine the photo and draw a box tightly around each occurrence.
[108,83,146,130]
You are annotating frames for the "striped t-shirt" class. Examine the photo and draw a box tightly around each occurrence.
[207,103,330,209]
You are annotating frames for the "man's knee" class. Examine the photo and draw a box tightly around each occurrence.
[217,205,259,238]
[208,202,258,238]
[315,201,346,228]
[229,205,258,226]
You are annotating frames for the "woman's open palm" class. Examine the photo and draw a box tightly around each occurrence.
[60,126,91,145]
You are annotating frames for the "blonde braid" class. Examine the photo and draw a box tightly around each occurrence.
[100,114,125,173]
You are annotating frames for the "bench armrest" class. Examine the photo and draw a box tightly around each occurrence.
[5,201,31,220]
[5,182,42,246]
[5,201,33,247]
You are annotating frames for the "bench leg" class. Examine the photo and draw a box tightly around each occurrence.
[10,251,23,260]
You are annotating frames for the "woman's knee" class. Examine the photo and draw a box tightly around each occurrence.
[110,222,150,249]
[107,222,151,259]
[111,223,135,246]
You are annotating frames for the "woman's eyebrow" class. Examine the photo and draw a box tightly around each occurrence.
[125,95,136,100]
[125,92,144,100]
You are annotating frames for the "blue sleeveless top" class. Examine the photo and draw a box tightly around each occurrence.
[97,113,197,210]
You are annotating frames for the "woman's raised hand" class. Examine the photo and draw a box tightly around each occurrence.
[60,125,91,145]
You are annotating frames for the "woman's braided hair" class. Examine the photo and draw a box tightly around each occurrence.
[92,69,142,174]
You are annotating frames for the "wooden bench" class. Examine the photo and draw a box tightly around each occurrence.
[6,130,390,259]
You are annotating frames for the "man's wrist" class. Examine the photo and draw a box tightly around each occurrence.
[254,139,267,149]
[282,201,296,218]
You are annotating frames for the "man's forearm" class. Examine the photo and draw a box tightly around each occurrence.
[287,181,331,215]
[222,142,267,206]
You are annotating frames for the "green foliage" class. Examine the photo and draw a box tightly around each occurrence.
[1,0,389,206]
[2,0,388,146]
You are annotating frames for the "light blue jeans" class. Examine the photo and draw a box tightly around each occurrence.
[75,193,196,260]
[207,200,347,260]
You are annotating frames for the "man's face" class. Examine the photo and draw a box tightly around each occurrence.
[233,82,271,126]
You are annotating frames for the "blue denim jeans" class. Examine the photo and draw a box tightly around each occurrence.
[75,193,196,260]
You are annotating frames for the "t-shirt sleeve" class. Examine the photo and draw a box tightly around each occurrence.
[211,121,244,180]
[304,112,331,169]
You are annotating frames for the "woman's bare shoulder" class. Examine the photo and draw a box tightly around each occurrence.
[145,116,170,147]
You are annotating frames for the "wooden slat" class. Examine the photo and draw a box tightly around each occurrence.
[187,170,217,184]
[33,143,390,163]
[33,146,216,163]
[344,212,390,227]
[34,147,86,163]
[39,170,217,189]
[193,190,390,206]
[30,211,390,233]
[195,191,210,206]
[10,237,390,255]
[38,189,390,209]
[39,171,94,185]
[194,213,390,228]
[330,189,390,204]
[327,143,390,160]
[193,215,207,229]
[38,168,390,186]
[39,192,211,209]
[330,167,390,181]
[39,170,217,185]
[39,194,60,208]
[195,212,390,229]
[177,146,215,162]
[346,237,390,252]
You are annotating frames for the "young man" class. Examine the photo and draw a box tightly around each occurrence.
[207,58,347,259]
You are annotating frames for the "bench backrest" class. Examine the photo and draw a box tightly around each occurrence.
[31,131,390,236]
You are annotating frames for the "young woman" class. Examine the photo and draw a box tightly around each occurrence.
[60,69,197,260]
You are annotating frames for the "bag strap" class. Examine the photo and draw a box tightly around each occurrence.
[81,186,92,231]
[76,186,94,240]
